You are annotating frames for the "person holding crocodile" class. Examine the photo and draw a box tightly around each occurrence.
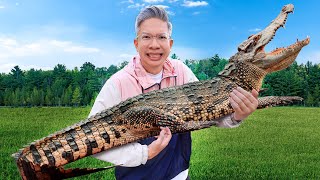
[89,5,259,180]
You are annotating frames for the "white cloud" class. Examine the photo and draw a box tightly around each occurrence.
[121,0,134,3]
[64,46,100,53]
[0,63,18,73]
[143,0,164,3]
[49,40,100,53]
[0,35,138,73]
[0,6,5,9]
[155,5,169,9]
[128,3,145,9]
[0,38,100,59]
[168,0,179,3]
[119,53,135,59]
[182,1,208,7]
[0,38,18,46]
[0,38,47,58]
[249,28,261,32]
[167,10,175,16]
[0,37,105,72]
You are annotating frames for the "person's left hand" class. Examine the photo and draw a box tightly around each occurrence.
[229,87,259,121]
[147,127,172,160]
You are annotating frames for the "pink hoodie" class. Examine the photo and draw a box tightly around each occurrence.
[110,55,197,101]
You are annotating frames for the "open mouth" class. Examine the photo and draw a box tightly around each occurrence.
[147,53,163,60]
[258,37,310,57]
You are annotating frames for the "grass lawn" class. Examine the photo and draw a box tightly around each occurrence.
[1,107,320,179]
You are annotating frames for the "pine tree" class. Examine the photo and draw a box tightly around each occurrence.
[31,87,40,106]
[62,85,73,106]
[72,86,81,106]
[45,87,53,106]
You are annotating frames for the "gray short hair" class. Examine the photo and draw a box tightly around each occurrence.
[135,5,172,36]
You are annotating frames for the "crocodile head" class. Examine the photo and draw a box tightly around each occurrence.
[230,4,310,73]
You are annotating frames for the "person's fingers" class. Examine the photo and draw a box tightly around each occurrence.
[252,89,259,99]
[229,97,241,112]
[232,88,258,111]
[157,127,166,141]
[230,87,259,120]
[160,127,171,145]
[230,91,248,113]
[236,87,258,105]
[162,127,171,135]
[147,127,172,160]
[153,127,172,146]
[233,87,254,105]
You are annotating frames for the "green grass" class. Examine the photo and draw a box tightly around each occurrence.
[1,107,320,179]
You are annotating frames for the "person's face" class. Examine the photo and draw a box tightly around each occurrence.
[134,18,173,74]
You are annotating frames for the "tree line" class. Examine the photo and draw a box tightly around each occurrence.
[0,54,319,107]
[0,61,128,107]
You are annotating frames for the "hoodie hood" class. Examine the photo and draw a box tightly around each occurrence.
[124,55,178,90]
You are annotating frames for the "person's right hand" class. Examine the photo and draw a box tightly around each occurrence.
[147,127,172,160]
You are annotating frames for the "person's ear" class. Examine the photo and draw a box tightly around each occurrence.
[134,38,138,51]
[170,39,173,48]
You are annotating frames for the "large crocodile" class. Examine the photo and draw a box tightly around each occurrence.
[12,4,309,180]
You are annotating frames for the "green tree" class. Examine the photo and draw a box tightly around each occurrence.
[62,85,73,106]
[314,84,320,106]
[45,87,53,106]
[171,53,179,60]
[118,61,129,69]
[9,66,24,89]
[3,89,12,106]
[51,78,67,106]
[25,69,44,91]
[0,73,4,105]
[53,64,67,79]
[106,65,118,80]
[306,92,314,107]
[72,86,81,106]
[31,87,41,106]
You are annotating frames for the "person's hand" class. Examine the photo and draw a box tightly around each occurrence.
[147,127,172,160]
[230,87,259,121]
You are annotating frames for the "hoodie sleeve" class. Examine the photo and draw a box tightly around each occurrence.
[89,78,148,167]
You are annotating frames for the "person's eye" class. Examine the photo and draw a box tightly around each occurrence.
[141,35,151,40]
[158,35,168,40]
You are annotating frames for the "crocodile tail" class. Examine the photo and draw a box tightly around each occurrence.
[257,96,303,109]
[16,156,117,180]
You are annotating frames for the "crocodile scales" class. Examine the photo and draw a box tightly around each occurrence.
[12,4,310,179]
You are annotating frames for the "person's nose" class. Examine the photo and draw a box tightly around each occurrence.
[149,37,160,49]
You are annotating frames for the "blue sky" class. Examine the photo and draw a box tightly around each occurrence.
[0,0,319,73]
